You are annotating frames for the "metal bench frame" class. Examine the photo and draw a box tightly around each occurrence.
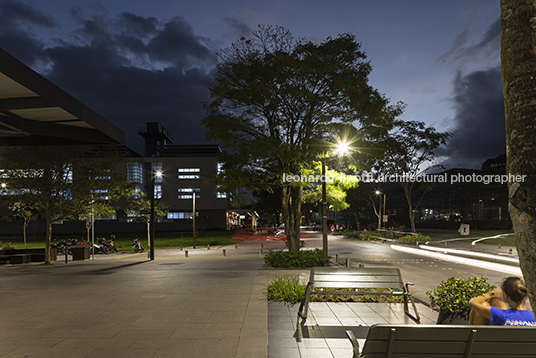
[298,267,420,323]
[346,324,536,358]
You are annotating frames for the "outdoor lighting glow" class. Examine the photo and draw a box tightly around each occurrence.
[419,245,519,264]
[391,244,522,276]
[335,141,349,156]
[375,190,381,195]
[1,183,5,188]
[155,170,163,177]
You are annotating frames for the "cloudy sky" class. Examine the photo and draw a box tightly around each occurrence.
[0,0,503,168]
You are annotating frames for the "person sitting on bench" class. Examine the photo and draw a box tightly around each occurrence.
[469,276,535,326]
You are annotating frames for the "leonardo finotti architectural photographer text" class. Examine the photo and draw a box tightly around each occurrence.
[282,172,526,185]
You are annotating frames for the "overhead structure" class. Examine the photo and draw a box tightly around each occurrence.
[0,48,124,146]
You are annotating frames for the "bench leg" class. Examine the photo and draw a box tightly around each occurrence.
[346,330,360,358]
[403,283,420,323]
[298,282,313,321]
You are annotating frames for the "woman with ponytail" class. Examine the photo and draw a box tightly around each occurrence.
[469,276,535,326]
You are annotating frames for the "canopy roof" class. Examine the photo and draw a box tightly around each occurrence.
[0,48,124,146]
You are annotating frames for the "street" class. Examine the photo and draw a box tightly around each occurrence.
[300,231,516,304]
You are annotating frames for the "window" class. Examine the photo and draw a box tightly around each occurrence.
[178,175,199,179]
[217,163,224,174]
[167,212,198,220]
[178,168,200,172]
[178,188,200,192]
[178,194,200,199]
[154,184,162,199]
[216,185,227,199]
[127,162,144,184]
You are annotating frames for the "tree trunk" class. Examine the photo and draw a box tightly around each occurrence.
[501,0,536,311]
[23,219,28,249]
[403,184,416,233]
[45,217,52,265]
[281,184,303,253]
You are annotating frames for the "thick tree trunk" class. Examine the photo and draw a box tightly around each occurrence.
[281,185,303,253]
[402,184,416,233]
[501,0,536,310]
[45,218,52,265]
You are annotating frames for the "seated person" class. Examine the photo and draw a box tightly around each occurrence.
[469,276,535,326]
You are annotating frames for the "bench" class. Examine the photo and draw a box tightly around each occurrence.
[297,267,420,323]
[346,324,536,358]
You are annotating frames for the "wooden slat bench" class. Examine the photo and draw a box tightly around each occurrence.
[298,267,420,323]
[346,324,536,358]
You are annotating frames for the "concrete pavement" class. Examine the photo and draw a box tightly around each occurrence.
[0,230,522,358]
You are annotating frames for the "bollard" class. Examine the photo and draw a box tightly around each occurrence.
[498,243,501,249]
[235,244,238,249]
[336,254,340,265]
[185,250,188,257]
[346,258,350,267]
[223,249,226,257]
[65,249,68,264]
[261,243,264,249]
[259,249,263,255]
[444,242,448,248]
[359,263,364,268]
[180,245,183,251]
[207,244,210,250]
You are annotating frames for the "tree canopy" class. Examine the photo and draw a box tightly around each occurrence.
[0,145,127,263]
[202,25,402,251]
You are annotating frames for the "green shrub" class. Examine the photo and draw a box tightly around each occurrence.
[358,232,381,241]
[399,234,431,244]
[267,275,305,302]
[426,276,496,320]
[0,241,13,248]
[263,248,326,268]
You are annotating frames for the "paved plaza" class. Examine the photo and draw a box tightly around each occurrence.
[0,232,519,358]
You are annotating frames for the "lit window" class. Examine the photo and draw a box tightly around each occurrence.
[178,168,200,173]
[167,212,198,219]
[178,194,200,199]
[216,185,227,199]
[178,175,200,179]
[154,185,162,199]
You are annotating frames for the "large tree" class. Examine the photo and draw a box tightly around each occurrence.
[202,25,401,251]
[373,120,451,232]
[0,146,125,264]
[501,0,536,309]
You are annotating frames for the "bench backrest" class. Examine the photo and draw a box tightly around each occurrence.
[309,267,405,290]
[361,324,536,358]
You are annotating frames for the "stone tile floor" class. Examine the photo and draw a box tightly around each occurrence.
[268,302,438,358]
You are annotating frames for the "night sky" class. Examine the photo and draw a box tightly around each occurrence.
[0,0,502,169]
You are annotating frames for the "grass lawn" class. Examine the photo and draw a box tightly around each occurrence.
[0,230,241,250]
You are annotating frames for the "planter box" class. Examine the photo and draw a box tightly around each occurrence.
[436,309,469,325]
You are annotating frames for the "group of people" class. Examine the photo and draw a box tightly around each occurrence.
[469,276,535,326]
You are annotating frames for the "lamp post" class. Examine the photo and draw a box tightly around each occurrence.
[148,169,162,261]
[321,141,349,267]
[321,157,328,267]
[375,190,386,231]
[192,189,196,249]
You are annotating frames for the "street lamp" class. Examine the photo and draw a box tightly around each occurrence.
[321,141,349,267]
[191,188,196,249]
[375,190,386,232]
[148,169,162,261]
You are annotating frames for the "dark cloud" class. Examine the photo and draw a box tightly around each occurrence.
[437,17,500,66]
[437,67,505,169]
[0,0,57,65]
[0,2,218,153]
